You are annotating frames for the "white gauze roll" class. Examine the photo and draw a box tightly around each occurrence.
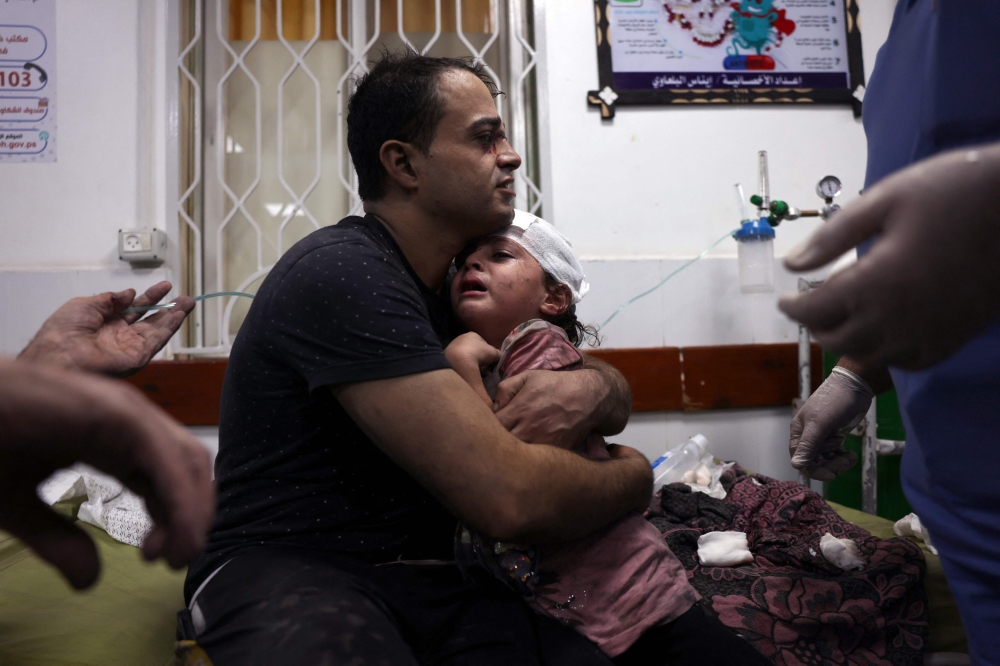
[491,210,590,304]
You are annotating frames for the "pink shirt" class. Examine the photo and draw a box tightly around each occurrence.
[482,320,700,657]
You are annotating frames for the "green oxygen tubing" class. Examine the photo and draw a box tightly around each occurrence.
[586,229,738,343]
[125,231,736,330]
[123,291,255,314]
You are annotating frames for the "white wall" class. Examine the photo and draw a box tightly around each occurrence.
[535,1,898,478]
[0,0,170,355]
[0,0,898,479]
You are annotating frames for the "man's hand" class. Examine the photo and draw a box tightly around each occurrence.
[779,142,1000,370]
[18,282,195,377]
[493,357,631,449]
[0,359,215,589]
[789,367,874,481]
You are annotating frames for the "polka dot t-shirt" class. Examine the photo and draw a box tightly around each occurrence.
[186,215,459,599]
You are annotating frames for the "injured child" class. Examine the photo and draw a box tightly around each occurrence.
[444,211,772,665]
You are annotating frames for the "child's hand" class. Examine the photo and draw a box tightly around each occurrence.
[446,332,500,376]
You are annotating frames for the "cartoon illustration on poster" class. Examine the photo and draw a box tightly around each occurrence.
[607,0,850,91]
[0,0,56,163]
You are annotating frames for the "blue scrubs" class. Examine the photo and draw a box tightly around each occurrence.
[862,1,1000,661]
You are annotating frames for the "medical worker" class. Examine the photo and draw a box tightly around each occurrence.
[780,2,1000,663]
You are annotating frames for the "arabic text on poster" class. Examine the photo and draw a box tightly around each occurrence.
[0,0,56,163]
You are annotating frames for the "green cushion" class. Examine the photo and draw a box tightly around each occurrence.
[828,501,968,655]
[0,520,183,666]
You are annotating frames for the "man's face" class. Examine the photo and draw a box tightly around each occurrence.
[415,69,522,240]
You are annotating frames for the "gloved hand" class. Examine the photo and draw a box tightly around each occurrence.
[790,367,873,481]
[779,142,1000,369]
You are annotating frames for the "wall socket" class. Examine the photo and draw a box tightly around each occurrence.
[118,228,167,265]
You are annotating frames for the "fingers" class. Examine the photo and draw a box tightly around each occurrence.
[121,281,174,325]
[0,499,100,589]
[493,373,529,412]
[134,421,214,568]
[778,248,884,333]
[131,298,192,357]
[810,315,886,361]
[77,381,214,569]
[798,450,858,482]
[132,281,173,309]
[784,188,891,272]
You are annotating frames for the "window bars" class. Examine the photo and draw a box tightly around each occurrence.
[169,0,543,355]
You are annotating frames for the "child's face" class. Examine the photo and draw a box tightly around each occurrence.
[451,236,565,348]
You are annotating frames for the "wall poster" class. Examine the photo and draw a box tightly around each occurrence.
[588,0,864,119]
[0,0,56,163]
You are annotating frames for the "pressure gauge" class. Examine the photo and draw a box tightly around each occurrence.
[816,175,842,200]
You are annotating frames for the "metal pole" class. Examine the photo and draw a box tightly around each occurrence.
[796,280,812,487]
[862,399,878,515]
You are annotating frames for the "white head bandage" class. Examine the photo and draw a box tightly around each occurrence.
[491,210,590,304]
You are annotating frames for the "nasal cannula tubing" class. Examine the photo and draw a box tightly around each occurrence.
[124,291,255,314]
[586,229,738,343]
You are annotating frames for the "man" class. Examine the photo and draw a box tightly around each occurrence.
[780,2,1000,662]
[1,283,213,589]
[182,54,651,665]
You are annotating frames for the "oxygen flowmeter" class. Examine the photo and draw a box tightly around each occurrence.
[735,151,842,293]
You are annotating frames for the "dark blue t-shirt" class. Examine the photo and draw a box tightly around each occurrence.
[860,2,1000,659]
[186,215,459,600]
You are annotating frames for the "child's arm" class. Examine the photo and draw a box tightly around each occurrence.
[445,332,500,408]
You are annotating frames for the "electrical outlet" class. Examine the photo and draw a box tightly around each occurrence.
[119,228,167,265]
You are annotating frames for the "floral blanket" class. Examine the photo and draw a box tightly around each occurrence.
[647,467,928,666]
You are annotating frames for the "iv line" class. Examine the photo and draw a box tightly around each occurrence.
[590,229,737,339]
[123,291,255,314]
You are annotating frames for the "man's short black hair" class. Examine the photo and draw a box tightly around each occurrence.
[347,52,500,202]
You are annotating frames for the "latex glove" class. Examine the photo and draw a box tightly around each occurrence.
[779,142,1000,370]
[0,359,214,589]
[790,367,873,481]
[18,282,195,377]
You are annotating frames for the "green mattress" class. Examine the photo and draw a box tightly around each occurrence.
[0,502,966,664]
[0,520,184,666]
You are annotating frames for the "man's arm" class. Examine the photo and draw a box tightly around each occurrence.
[491,354,632,449]
[18,282,195,377]
[332,369,651,544]
[0,359,214,589]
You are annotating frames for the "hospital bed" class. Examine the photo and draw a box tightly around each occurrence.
[0,499,965,665]
[0,349,968,664]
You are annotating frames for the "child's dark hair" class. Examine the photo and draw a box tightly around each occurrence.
[543,272,600,348]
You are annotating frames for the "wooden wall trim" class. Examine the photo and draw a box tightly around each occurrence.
[124,359,227,427]
[588,343,821,412]
[126,344,823,425]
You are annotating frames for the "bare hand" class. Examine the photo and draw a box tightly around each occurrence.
[493,369,603,449]
[0,359,215,589]
[444,332,500,376]
[779,143,1000,369]
[18,281,195,377]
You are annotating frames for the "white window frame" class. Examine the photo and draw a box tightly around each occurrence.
[163,0,549,356]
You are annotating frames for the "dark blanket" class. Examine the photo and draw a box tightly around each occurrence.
[647,467,928,666]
